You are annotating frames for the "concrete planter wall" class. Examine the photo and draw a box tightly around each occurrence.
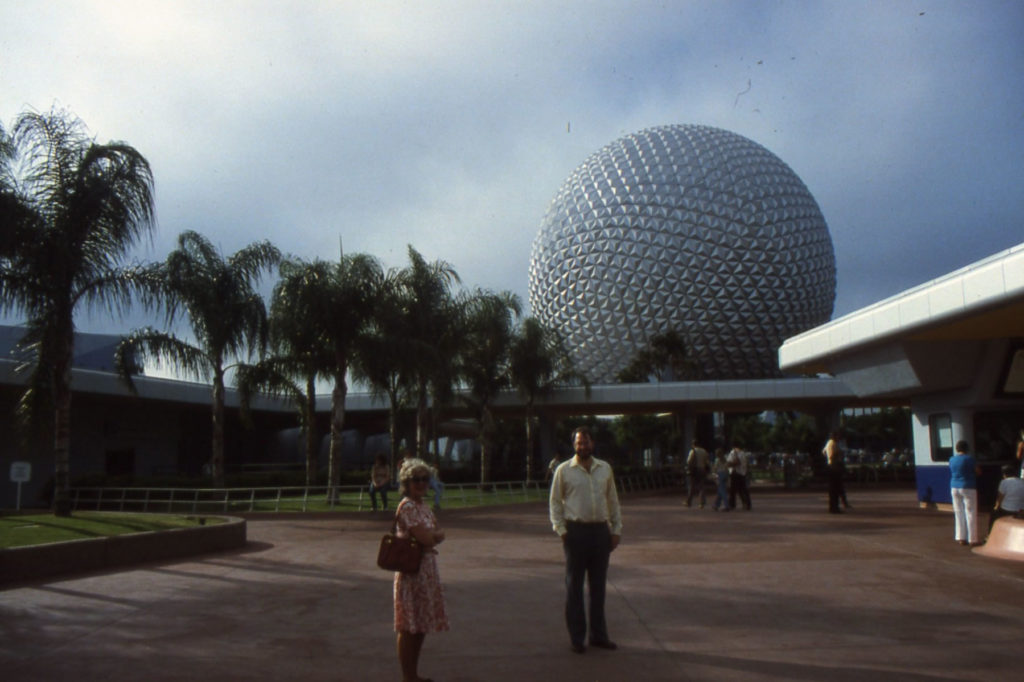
[0,515,246,584]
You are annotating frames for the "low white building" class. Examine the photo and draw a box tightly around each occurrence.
[779,243,1024,506]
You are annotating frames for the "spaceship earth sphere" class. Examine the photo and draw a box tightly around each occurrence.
[528,124,836,382]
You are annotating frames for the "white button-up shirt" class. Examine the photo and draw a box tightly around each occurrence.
[549,455,622,537]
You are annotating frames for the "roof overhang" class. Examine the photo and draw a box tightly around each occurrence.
[779,243,1024,398]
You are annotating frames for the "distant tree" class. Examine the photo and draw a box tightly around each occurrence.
[766,412,818,454]
[301,253,383,497]
[729,414,771,451]
[459,289,521,485]
[396,246,460,458]
[235,257,338,486]
[0,107,156,515]
[616,329,695,382]
[611,414,673,468]
[116,231,280,486]
[425,297,465,469]
[353,269,412,471]
[509,317,589,481]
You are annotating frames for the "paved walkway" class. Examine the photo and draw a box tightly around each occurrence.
[3,488,1024,681]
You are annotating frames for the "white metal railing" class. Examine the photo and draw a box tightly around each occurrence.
[69,472,680,514]
[69,484,371,514]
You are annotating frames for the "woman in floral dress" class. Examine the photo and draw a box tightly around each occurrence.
[394,457,449,682]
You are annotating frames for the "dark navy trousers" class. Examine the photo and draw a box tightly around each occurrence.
[563,521,611,646]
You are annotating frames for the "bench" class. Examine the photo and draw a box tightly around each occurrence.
[974,516,1024,562]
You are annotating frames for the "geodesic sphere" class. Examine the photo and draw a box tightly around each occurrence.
[528,124,836,382]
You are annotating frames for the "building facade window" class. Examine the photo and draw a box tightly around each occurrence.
[929,414,953,462]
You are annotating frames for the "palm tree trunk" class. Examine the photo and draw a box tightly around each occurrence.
[432,423,443,471]
[328,363,348,501]
[524,400,535,482]
[429,395,442,470]
[304,376,318,487]
[388,403,399,476]
[386,384,400,475]
[415,378,429,458]
[211,370,226,487]
[52,343,73,517]
[479,405,494,486]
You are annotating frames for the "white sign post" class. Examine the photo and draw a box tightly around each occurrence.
[10,461,31,512]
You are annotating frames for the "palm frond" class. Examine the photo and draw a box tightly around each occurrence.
[153,230,278,369]
[228,240,282,280]
[11,107,91,205]
[115,328,210,392]
[74,261,167,319]
[234,359,308,425]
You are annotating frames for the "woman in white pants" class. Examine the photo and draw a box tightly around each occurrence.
[949,440,980,546]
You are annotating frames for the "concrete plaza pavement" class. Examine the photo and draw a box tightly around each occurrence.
[3,487,1024,681]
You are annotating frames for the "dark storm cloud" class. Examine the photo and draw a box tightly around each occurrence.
[2,0,1021,333]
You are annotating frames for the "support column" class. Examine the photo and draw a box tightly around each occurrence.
[713,411,726,449]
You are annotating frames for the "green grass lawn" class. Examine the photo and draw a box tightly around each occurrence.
[0,512,221,549]
[0,488,550,548]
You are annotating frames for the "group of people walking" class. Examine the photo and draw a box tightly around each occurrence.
[685,441,751,511]
[687,434,858,515]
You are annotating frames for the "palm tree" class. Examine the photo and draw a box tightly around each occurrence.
[116,230,280,486]
[425,307,463,469]
[510,317,589,481]
[353,269,412,473]
[0,120,24,255]
[235,258,335,486]
[310,252,384,497]
[395,246,460,459]
[0,107,156,515]
[459,289,521,485]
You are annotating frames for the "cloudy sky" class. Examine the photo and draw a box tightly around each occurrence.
[3,0,1022,335]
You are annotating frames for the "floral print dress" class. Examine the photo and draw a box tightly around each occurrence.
[394,497,449,633]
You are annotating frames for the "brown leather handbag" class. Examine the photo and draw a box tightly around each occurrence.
[376,503,422,573]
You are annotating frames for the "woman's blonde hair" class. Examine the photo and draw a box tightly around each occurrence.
[398,457,431,496]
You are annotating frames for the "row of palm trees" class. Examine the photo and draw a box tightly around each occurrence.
[1,107,586,515]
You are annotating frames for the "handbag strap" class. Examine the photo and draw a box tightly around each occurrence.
[391,498,408,535]
[391,499,424,551]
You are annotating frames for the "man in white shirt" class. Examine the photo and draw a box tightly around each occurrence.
[726,446,752,510]
[550,426,622,654]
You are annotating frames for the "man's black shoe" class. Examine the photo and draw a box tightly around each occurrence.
[590,639,617,650]
[570,643,586,654]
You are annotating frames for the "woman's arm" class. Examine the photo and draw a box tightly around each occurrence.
[407,524,445,547]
